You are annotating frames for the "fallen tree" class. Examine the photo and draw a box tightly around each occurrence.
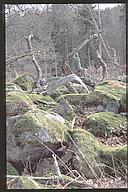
[46,74,90,94]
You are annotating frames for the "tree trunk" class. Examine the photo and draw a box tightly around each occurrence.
[24,33,42,88]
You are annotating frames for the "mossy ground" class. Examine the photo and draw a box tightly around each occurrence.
[85,112,126,137]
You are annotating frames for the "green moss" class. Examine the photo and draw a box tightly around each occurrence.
[6,162,18,175]
[29,94,54,102]
[97,144,127,175]
[57,91,117,108]
[13,73,34,92]
[28,93,55,111]
[6,92,36,115]
[13,109,70,147]
[69,129,127,178]
[85,112,126,137]
[70,129,102,178]
[95,80,126,100]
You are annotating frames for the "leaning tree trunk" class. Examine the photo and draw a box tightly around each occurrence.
[24,33,42,88]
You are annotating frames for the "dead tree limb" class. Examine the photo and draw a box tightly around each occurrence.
[6,50,37,66]
[46,74,90,94]
[87,5,111,60]
[24,33,42,88]
[96,50,108,80]
[73,53,87,76]
[107,42,119,67]
[66,34,96,61]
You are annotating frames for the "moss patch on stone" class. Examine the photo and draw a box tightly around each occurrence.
[29,93,54,102]
[85,112,126,137]
[69,129,127,178]
[58,91,117,106]
[13,73,34,92]
[13,109,71,147]
[95,80,126,100]
[6,92,35,116]
[6,162,18,175]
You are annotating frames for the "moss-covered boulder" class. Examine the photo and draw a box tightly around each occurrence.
[69,129,127,179]
[58,90,119,113]
[13,74,34,92]
[85,112,127,137]
[95,80,126,100]
[7,176,54,189]
[119,92,127,112]
[6,162,18,175]
[70,129,103,179]
[7,109,71,164]
[6,92,36,116]
[53,99,75,121]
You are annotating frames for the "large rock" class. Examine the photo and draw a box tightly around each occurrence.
[70,129,102,179]
[60,80,125,114]
[60,90,119,113]
[7,109,71,174]
[85,112,127,137]
[69,129,127,179]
